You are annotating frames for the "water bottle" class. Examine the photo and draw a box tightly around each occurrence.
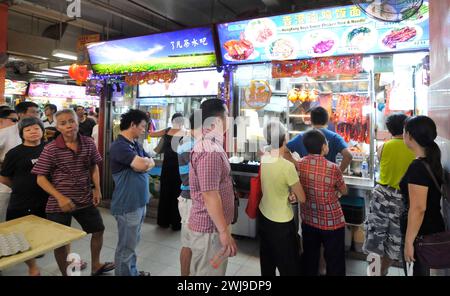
[361,159,369,179]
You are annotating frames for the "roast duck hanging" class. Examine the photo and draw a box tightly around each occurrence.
[288,88,319,103]
[334,94,370,144]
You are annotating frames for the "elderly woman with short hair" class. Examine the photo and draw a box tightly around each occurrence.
[258,121,306,276]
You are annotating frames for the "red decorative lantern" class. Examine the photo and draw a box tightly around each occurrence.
[69,64,90,84]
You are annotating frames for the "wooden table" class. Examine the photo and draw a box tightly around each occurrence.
[0,215,86,271]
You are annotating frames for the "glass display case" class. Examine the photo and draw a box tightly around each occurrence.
[232,62,375,182]
[285,72,373,180]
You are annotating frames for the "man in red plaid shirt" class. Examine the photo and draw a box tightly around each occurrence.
[297,129,348,276]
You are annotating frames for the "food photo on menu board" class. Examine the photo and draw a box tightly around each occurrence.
[216,1,429,65]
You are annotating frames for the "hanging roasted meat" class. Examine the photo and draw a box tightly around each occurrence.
[334,95,370,143]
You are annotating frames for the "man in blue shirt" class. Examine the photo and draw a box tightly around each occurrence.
[110,109,155,276]
[286,107,353,172]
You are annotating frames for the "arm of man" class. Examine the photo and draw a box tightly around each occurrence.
[377,144,384,162]
[285,136,301,165]
[334,165,348,196]
[283,148,297,165]
[37,175,75,212]
[339,148,353,173]
[202,191,237,257]
[32,145,74,212]
[90,164,102,206]
[130,156,155,172]
[111,139,154,173]
[197,152,237,257]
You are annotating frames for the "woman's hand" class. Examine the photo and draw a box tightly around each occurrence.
[404,242,415,263]
[288,193,297,204]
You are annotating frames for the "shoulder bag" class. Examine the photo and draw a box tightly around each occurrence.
[413,161,450,269]
[245,166,262,219]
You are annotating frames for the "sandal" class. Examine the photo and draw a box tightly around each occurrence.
[73,260,88,271]
[139,271,151,276]
[91,262,115,276]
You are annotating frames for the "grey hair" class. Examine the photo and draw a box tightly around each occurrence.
[263,120,287,149]
[55,109,78,124]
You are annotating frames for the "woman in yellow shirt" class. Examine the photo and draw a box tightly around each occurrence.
[258,121,306,276]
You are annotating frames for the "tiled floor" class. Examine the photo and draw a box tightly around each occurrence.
[1,208,404,276]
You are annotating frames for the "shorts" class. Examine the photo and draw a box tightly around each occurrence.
[178,196,192,248]
[189,227,229,276]
[363,184,404,261]
[47,206,105,234]
[6,207,46,221]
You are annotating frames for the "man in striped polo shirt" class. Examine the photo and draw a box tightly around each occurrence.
[32,109,114,276]
[177,113,200,276]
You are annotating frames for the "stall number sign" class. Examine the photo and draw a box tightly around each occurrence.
[244,80,272,110]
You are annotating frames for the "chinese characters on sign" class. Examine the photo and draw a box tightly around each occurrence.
[171,37,208,50]
[217,2,430,65]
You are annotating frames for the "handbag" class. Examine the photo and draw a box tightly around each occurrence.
[245,167,262,219]
[413,161,450,269]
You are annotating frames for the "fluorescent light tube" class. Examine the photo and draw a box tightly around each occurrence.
[52,49,78,61]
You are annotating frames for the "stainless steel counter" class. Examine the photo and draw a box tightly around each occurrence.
[231,169,374,190]
[344,176,374,190]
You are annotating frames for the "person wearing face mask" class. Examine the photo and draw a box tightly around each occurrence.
[0,117,47,276]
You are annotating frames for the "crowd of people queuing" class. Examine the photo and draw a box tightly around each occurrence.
[0,99,448,277]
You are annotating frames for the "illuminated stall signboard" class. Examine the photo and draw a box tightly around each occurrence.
[87,27,218,75]
[217,1,429,64]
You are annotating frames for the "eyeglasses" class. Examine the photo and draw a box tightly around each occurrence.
[6,118,18,123]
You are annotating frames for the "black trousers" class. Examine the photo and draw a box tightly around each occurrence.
[258,211,301,276]
[302,223,346,276]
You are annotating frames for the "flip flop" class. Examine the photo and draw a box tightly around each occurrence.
[73,260,88,270]
[91,262,115,276]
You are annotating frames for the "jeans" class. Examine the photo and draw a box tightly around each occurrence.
[114,206,146,276]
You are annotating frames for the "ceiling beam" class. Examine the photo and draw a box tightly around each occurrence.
[83,0,162,32]
[9,0,121,35]
[127,0,185,28]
